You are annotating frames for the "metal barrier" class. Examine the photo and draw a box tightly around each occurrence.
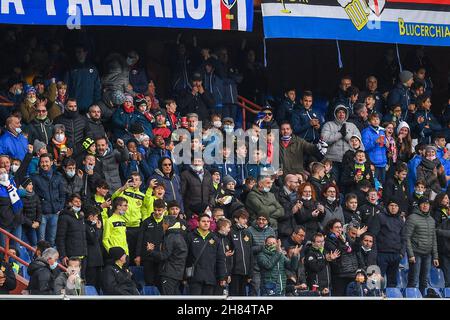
[237,95,262,130]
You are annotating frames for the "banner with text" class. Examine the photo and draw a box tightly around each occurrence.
[0,0,253,32]
[262,0,450,46]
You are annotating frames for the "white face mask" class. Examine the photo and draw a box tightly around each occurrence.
[55,133,65,142]
[72,206,81,213]
[119,210,126,215]
[11,164,19,173]
[263,187,271,193]
[415,190,424,195]
[224,125,234,133]
[28,97,37,104]
[302,196,312,201]
[327,196,336,202]
[15,127,22,134]
[66,170,76,178]
[213,121,222,128]
[191,165,203,172]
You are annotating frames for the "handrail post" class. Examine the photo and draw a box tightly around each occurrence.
[5,237,10,262]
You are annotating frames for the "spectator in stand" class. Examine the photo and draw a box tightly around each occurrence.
[27,247,59,295]
[0,254,17,294]
[341,150,374,195]
[24,101,54,146]
[408,143,426,196]
[259,106,279,130]
[292,91,322,143]
[277,88,298,124]
[95,137,129,192]
[348,103,369,133]
[404,197,439,294]
[53,98,88,155]
[322,105,360,181]
[84,205,104,292]
[359,76,385,115]
[416,145,446,200]
[383,163,409,216]
[85,104,106,140]
[31,153,66,246]
[178,72,215,122]
[61,158,82,199]
[296,182,325,241]
[47,81,67,121]
[102,197,129,260]
[396,121,413,164]
[343,193,362,226]
[147,135,172,175]
[64,44,101,114]
[19,85,38,124]
[164,99,180,131]
[201,58,225,115]
[54,257,84,295]
[324,219,365,296]
[149,157,183,210]
[185,213,226,295]
[56,193,88,277]
[387,70,414,113]
[215,217,233,294]
[359,233,377,269]
[415,94,442,145]
[152,110,171,140]
[134,95,154,139]
[0,115,28,161]
[20,178,42,249]
[147,215,188,295]
[111,95,140,141]
[135,199,165,286]
[275,174,302,241]
[258,236,299,296]
[432,193,450,287]
[127,50,149,95]
[321,184,345,229]
[308,162,326,197]
[361,113,387,184]
[102,247,139,295]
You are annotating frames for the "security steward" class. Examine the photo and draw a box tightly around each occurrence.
[103,197,129,263]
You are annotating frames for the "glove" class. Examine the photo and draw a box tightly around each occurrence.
[316,140,329,156]
[339,123,347,137]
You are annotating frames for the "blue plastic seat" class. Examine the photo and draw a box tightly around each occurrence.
[430,267,445,288]
[143,286,160,295]
[443,288,450,298]
[404,287,422,298]
[85,286,99,296]
[396,270,407,289]
[386,287,403,298]
[129,266,146,288]
[423,287,442,298]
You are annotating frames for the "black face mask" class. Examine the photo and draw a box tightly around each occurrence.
[65,109,78,119]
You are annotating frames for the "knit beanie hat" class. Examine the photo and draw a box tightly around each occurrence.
[167,200,180,210]
[399,70,413,84]
[109,247,126,261]
[33,140,47,153]
[82,137,95,151]
[222,175,236,186]
[396,121,410,135]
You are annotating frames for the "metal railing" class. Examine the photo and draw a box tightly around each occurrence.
[237,95,263,130]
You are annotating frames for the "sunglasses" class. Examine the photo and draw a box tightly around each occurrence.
[264,112,273,116]
[162,163,172,167]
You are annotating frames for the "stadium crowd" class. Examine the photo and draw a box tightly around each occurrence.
[0,28,449,297]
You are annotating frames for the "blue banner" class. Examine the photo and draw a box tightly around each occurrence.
[0,0,253,32]
[261,0,450,46]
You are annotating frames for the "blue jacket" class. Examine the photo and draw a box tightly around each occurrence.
[129,66,149,94]
[387,83,412,112]
[216,63,242,105]
[211,161,239,186]
[120,159,152,188]
[407,155,422,196]
[64,63,102,113]
[112,107,140,140]
[146,148,172,176]
[0,131,28,161]
[31,169,66,215]
[276,98,297,123]
[134,112,154,139]
[415,109,442,144]
[202,71,224,109]
[292,106,322,143]
[0,178,23,229]
[361,126,387,167]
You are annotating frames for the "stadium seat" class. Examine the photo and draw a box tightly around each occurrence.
[85,286,99,296]
[430,267,445,288]
[385,287,403,298]
[399,256,409,270]
[129,266,145,288]
[404,287,422,298]
[17,246,31,264]
[443,288,450,298]
[143,286,160,295]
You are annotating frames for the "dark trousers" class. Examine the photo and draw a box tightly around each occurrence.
[85,266,103,291]
[331,276,353,296]
[143,259,160,286]
[229,274,248,296]
[332,162,343,185]
[188,281,216,295]
[440,255,450,288]
[407,253,431,293]
[160,277,180,295]
[378,252,401,287]
[126,227,140,264]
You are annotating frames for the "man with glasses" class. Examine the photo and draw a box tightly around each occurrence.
[276,174,302,241]
[259,106,279,130]
[25,102,54,146]
[54,99,88,155]
[248,212,276,296]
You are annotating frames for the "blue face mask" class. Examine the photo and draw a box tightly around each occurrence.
[73,206,81,213]
[66,170,75,178]
[15,127,22,134]
[50,261,58,270]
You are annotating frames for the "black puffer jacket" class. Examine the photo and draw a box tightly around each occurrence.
[27,258,58,295]
[53,111,88,154]
[217,232,233,277]
[304,246,332,290]
[325,233,362,278]
[295,199,325,241]
[96,146,129,192]
[0,261,16,294]
[368,210,405,255]
[102,264,139,295]
[55,208,87,258]
[435,212,450,257]
[21,192,42,227]
[276,188,300,239]
[149,225,188,281]
[25,117,54,145]
[62,174,83,199]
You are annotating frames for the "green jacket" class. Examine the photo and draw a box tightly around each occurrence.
[280,135,318,175]
[245,188,284,231]
[404,207,438,259]
[257,247,298,295]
